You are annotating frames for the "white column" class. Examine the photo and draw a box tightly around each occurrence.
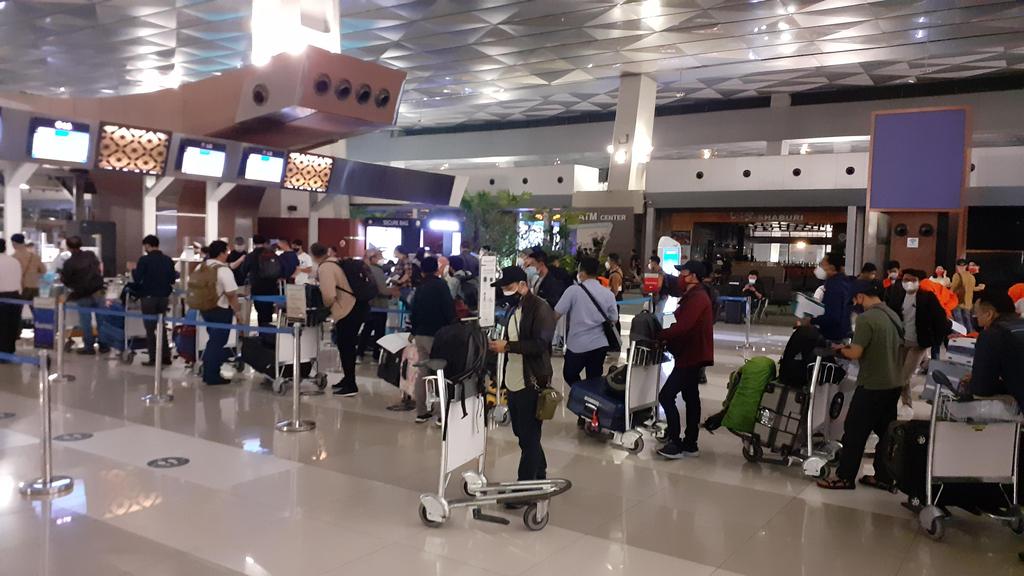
[606,74,657,212]
[142,176,175,237]
[2,162,38,251]
[205,182,236,243]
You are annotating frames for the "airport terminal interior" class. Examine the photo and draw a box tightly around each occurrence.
[2,0,1024,575]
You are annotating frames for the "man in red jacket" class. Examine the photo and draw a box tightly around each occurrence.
[657,261,715,458]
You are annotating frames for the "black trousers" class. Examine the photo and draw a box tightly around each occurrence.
[356,309,387,357]
[333,303,368,387]
[140,296,170,362]
[0,291,21,355]
[563,347,608,385]
[836,386,902,483]
[658,365,702,446]
[253,300,275,327]
[508,387,547,481]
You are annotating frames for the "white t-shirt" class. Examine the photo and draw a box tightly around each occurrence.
[206,259,238,309]
[0,254,23,293]
[295,252,314,285]
[504,307,525,392]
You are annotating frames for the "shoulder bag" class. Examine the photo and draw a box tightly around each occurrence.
[579,283,622,352]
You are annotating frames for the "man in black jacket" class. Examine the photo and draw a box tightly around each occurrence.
[60,236,108,354]
[886,268,950,406]
[239,235,279,327]
[524,249,566,310]
[489,266,556,486]
[410,256,456,423]
[964,291,1024,408]
[132,235,177,365]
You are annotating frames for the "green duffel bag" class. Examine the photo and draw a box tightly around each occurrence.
[721,356,777,434]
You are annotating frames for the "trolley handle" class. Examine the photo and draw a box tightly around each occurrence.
[931,371,970,402]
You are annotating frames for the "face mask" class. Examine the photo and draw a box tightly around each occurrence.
[853,304,865,314]
[969,266,979,274]
[605,261,611,270]
[747,277,756,284]
[903,281,919,293]
[577,274,584,284]
[502,288,518,297]
[889,272,899,281]
[814,265,828,280]
[525,266,539,280]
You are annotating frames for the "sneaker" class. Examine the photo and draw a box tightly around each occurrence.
[99,346,111,354]
[415,412,434,424]
[657,441,700,459]
[76,347,96,356]
[386,398,416,412]
[333,383,358,397]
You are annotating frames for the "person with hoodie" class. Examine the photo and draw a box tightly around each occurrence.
[818,279,904,490]
[885,269,951,406]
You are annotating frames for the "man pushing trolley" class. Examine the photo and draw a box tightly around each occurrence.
[418,263,571,530]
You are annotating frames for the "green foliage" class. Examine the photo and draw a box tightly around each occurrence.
[461,190,530,266]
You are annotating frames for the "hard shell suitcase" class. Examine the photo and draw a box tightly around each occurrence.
[240,335,313,379]
[173,325,197,363]
[752,381,806,454]
[378,348,402,387]
[567,377,626,433]
[724,299,745,324]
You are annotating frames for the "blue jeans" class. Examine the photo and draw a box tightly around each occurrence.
[201,307,233,384]
[73,293,105,349]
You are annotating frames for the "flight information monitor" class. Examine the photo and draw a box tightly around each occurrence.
[96,123,171,175]
[283,151,333,192]
[28,117,91,165]
[177,138,227,178]
[240,147,286,184]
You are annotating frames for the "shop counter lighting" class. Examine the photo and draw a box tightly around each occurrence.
[428,219,460,232]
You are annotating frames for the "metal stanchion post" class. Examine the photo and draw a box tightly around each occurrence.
[142,313,173,405]
[275,323,315,432]
[53,298,74,383]
[20,350,74,498]
[744,297,752,348]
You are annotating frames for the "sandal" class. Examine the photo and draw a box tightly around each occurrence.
[858,475,895,492]
[817,477,855,490]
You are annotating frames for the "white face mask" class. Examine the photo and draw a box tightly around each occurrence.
[903,281,919,293]
[814,265,828,280]
[525,265,538,278]
[889,272,899,281]
[502,287,518,297]
[605,261,611,270]
[577,274,584,284]
[747,277,756,284]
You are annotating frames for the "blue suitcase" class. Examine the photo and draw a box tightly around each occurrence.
[567,377,626,433]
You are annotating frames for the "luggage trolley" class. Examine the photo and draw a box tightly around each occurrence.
[417,359,571,531]
[100,277,148,364]
[740,351,849,476]
[916,372,1023,540]
[574,339,667,454]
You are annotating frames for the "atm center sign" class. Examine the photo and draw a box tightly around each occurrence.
[579,211,628,222]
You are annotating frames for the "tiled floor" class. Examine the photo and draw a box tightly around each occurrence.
[0,318,1020,576]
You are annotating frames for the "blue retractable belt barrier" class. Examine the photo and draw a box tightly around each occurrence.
[0,352,41,366]
[60,305,292,335]
[0,297,33,307]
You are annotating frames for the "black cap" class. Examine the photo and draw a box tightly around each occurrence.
[852,279,885,298]
[492,266,527,288]
[674,260,706,280]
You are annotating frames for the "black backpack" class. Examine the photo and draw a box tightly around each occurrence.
[255,250,282,282]
[336,259,380,303]
[430,321,487,417]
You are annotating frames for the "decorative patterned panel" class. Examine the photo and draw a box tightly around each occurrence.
[96,124,171,175]
[284,152,334,192]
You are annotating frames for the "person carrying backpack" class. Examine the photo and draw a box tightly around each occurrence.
[59,236,108,355]
[240,235,282,326]
[409,257,456,422]
[189,241,242,385]
[311,243,372,397]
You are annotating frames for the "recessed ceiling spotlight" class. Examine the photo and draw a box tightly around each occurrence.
[675,91,685,97]
[780,32,793,42]
[786,5,795,13]
[778,22,790,30]
[915,30,925,39]
[586,63,594,68]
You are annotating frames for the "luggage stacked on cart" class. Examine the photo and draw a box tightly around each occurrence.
[173,309,198,364]
[567,376,628,433]
[703,356,776,434]
[96,300,147,358]
[240,335,313,380]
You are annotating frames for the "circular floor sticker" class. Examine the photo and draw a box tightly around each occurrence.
[0,412,14,420]
[54,432,93,442]
[147,457,190,469]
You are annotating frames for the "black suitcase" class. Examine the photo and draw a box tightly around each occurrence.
[724,299,746,324]
[752,381,806,455]
[377,349,401,387]
[567,377,626,433]
[240,336,312,379]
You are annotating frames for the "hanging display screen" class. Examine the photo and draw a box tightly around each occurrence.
[28,117,91,164]
[283,151,333,192]
[177,138,227,178]
[96,123,171,175]
[240,147,286,183]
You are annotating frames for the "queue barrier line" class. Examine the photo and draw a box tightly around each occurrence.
[0,351,42,366]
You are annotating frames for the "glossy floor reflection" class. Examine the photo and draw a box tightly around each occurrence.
[0,321,1020,576]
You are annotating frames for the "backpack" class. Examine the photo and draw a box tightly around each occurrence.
[336,259,380,303]
[187,263,220,312]
[430,321,487,417]
[704,283,722,324]
[629,309,662,343]
[255,250,282,282]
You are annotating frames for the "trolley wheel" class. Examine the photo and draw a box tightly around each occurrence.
[626,436,644,454]
[621,430,644,454]
[234,360,245,372]
[272,379,287,395]
[462,480,474,497]
[316,373,328,390]
[523,503,548,531]
[419,503,443,528]
[919,506,946,541]
[925,517,945,541]
[121,350,135,364]
[1007,515,1024,535]
[653,428,667,442]
[742,440,763,463]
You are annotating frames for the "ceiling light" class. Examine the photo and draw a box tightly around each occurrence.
[799,143,810,155]
[675,91,685,98]
[786,5,796,13]
[19,183,29,190]
[586,63,594,68]
[0,2,7,9]
[748,51,757,60]
[606,144,615,154]
[796,240,807,249]
[701,148,712,160]
[778,22,790,31]
[428,219,460,232]
[614,148,628,164]
[908,78,916,83]
[58,86,66,93]
[915,30,925,39]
